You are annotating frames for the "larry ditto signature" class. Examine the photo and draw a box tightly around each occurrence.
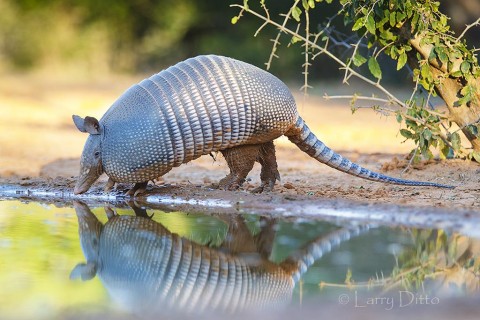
[338,291,440,310]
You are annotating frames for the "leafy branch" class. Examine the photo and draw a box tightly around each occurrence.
[232,0,480,163]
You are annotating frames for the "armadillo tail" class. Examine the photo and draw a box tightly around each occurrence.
[290,225,372,283]
[286,117,454,189]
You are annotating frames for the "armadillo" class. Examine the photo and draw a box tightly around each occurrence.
[72,55,453,195]
[70,201,370,314]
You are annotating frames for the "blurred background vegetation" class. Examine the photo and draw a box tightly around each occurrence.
[0,0,478,82]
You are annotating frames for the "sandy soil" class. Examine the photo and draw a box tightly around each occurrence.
[1,74,479,210]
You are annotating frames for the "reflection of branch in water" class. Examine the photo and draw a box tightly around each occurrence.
[385,230,480,295]
[317,230,480,296]
[70,201,371,316]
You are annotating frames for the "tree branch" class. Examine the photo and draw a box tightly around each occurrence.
[457,17,480,41]
[230,4,407,109]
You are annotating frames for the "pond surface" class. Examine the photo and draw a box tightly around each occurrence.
[0,199,479,319]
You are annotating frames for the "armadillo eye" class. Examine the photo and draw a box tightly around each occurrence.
[94,151,100,158]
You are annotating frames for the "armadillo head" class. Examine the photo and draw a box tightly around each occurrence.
[72,115,104,194]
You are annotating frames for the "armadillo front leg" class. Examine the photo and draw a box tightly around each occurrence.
[219,144,260,191]
[252,141,281,193]
[104,177,116,192]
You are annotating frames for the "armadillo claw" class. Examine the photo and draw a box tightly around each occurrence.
[104,177,116,193]
[251,180,275,194]
[218,174,244,191]
[104,206,117,219]
[126,182,148,197]
[251,186,264,194]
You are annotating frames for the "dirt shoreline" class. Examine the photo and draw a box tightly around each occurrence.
[1,146,479,211]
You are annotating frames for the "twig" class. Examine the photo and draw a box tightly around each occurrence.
[342,37,365,84]
[402,147,418,174]
[457,17,480,41]
[451,117,480,135]
[325,94,394,104]
[264,0,301,70]
[300,7,311,97]
[325,94,448,119]
[253,2,270,37]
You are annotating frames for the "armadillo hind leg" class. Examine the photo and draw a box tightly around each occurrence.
[126,182,148,196]
[218,144,261,191]
[252,141,281,193]
[253,217,277,258]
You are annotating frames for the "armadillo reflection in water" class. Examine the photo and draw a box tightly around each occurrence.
[70,201,370,314]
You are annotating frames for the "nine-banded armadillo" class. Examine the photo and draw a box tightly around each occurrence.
[72,55,453,195]
[70,201,370,314]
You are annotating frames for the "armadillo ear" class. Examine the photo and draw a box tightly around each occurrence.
[69,262,97,281]
[83,116,101,135]
[72,115,101,135]
[72,115,87,133]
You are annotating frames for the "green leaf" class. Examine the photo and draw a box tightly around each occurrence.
[352,52,367,66]
[389,11,396,27]
[368,57,382,79]
[292,6,302,22]
[456,93,472,106]
[460,61,471,74]
[389,46,398,59]
[366,15,376,34]
[451,70,463,78]
[455,84,475,106]
[466,124,479,136]
[396,11,406,24]
[400,129,413,139]
[472,151,480,162]
[411,13,419,32]
[440,14,448,27]
[423,128,432,141]
[352,17,365,31]
[396,113,403,123]
[422,148,434,160]
[397,52,408,70]
[302,0,309,10]
[421,63,431,80]
[438,140,450,159]
[435,47,448,65]
[380,29,396,41]
[450,132,461,151]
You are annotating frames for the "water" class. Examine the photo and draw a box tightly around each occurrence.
[0,199,479,319]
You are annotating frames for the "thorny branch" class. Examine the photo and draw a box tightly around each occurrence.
[231,1,480,161]
[230,3,407,108]
[265,0,301,70]
[300,7,312,97]
[457,17,480,41]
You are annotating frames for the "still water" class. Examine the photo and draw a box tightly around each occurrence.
[0,200,479,319]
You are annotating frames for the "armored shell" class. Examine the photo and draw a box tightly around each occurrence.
[100,55,297,183]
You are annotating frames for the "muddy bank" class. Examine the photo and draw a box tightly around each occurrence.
[2,146,479,208]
